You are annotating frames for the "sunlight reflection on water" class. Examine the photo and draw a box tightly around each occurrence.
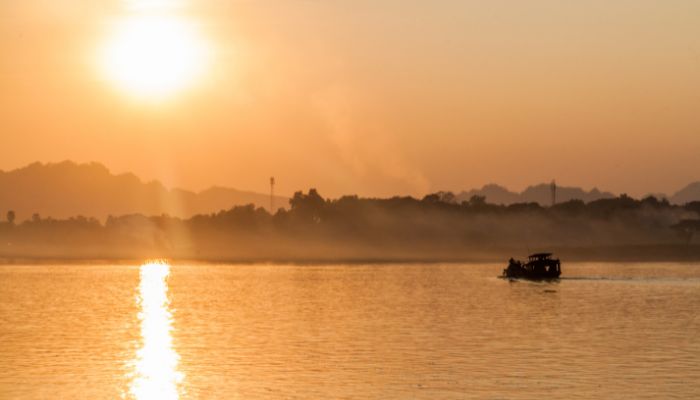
[2,262,699,399]
[129,261,182,400]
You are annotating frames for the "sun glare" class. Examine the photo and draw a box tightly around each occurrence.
[101,15,209,100]
[126,0,185,11]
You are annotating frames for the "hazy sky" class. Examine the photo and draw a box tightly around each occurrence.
[2,0,699,197]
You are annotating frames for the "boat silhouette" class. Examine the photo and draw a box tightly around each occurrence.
[502,253,561,280]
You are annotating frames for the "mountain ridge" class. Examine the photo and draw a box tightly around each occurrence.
[455,183,616,205]
[0,161,288,221]
[0,161,697,221]
[670,182,700,205]
[456,181,700,206]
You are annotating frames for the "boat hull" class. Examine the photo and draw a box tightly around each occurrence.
[502,255,562,280]
[501,270,560,280]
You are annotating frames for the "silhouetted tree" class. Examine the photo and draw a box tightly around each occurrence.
[422,193,441,203]
[672,219,700,244]
[640,195,670,209]
[587,194,638,218]
[6,210,15,225]
[685,201,700,216]
[290,189,326,223]
[422,191,456,204]
[468,195,487,207]
[0,188,696,262]
[507,202,542,213]
[551,199,585,215]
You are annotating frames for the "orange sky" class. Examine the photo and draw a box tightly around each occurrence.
[1,1,699,197]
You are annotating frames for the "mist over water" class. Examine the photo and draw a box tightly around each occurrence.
[1,262,699,399]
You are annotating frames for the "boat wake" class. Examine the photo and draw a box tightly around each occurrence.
[497,276,698,284]
[560,276,698,284]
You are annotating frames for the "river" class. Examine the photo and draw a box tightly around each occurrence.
[1,262,699,399]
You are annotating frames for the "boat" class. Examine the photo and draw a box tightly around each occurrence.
[502,253,561,280]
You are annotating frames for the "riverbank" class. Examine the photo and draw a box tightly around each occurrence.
[0,244,698,265]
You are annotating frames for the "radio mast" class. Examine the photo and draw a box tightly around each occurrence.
[270,176,275,214]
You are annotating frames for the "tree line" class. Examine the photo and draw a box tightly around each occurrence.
[0,190,699,261]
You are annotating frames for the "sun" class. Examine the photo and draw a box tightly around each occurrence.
[100,15,209,100]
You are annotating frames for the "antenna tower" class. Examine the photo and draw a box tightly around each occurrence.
[270,176,275,213]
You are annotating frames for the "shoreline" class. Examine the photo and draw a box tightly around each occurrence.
[0,244,698,265]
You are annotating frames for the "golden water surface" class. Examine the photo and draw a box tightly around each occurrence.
[1,262,699,399]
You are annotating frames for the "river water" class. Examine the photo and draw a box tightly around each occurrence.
[1,262,699,399]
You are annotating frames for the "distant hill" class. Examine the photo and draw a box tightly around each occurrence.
[670,182,700,205]
[0,161,288,221]
[521,183,615,205]
[456,184,521,205]
[456,183,615,205]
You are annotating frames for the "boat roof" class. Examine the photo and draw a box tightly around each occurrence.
[528,252,553,259]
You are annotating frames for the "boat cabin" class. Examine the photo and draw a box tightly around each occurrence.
[503,252,561,279]
[528,253,553,261]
